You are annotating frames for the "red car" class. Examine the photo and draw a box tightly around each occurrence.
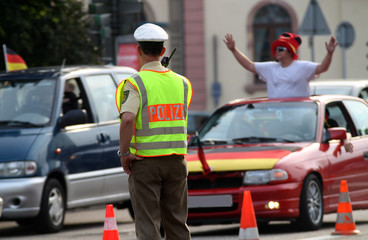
[186,95,368,230]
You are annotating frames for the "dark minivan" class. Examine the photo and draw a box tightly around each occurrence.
[0,66,137,232]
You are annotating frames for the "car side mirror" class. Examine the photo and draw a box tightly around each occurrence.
[58,109,87,128]
[329,127,347,140]
[322,127,347,143]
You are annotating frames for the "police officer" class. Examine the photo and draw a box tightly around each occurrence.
[116,23,192,240]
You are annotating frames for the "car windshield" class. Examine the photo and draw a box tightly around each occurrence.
[196,101,318,145]
[0,78,56,127]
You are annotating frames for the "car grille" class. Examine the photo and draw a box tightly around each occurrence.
[187,172,243,190]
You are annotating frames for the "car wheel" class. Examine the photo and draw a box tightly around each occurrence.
[37,178,65,233]
[296,174,323,230]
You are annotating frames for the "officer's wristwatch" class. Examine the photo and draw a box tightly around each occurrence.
[117,150,130,157]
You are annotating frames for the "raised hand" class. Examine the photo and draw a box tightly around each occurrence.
[325,36,338,55]
[224,33,236,51]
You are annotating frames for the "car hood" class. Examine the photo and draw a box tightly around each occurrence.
[186,144,303,172]
[0,128,41,162]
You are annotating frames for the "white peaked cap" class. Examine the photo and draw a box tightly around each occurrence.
[134,23,168,42]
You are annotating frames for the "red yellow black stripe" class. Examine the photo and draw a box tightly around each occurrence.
[186,148,294,172]
[6,47,27,71]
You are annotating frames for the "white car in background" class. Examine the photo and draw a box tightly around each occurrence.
[310,79,368,101]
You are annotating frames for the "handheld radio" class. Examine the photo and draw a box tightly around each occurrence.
[161,48,176,67]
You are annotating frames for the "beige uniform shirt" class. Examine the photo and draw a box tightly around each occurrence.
[120,61,168,115]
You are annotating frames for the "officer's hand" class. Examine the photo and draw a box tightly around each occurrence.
[121,154,143,174]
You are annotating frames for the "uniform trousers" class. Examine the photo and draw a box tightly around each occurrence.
[129,154,191,240]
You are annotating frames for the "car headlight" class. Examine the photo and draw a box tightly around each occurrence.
[0,161,37,177]
[243,169,288,185]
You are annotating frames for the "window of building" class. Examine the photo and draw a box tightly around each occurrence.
[253,4,291,83]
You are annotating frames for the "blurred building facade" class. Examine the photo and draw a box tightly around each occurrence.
[91,0,368,112]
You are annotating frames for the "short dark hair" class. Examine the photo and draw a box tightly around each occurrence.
[138,41,164,56]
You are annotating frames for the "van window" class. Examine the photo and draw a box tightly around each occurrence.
[116,73,134,84]
[62,78,94,124]
[84,74,118,122]
[63,79,80,115]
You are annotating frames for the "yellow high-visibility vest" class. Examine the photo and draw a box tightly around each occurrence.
[115,69,193,157]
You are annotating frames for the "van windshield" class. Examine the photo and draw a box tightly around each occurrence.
[0,79,56,127]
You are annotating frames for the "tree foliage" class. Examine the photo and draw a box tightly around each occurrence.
[0,0,101,71]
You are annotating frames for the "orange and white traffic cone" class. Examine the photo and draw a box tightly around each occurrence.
[331,180,360,235]
[238,191,260,240]
[103,204,120,240]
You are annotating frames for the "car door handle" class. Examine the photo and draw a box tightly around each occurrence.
[98,132,111,144]
[363,151,368,160]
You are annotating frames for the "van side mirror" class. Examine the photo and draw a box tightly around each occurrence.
[58,109,87,128]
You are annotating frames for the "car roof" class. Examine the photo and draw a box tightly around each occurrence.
[223,97,313,106]
[0,65,137,80]
[221,95,362,107]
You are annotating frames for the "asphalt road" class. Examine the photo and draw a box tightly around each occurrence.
[0,207,367,239]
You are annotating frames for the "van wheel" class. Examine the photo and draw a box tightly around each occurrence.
[296,174,323,230]
[37,179,65,233]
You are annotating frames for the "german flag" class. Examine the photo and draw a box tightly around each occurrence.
[3,45,27,71]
